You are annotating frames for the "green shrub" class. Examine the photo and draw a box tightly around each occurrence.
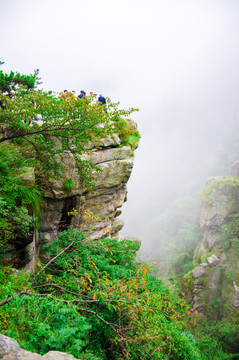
[1,296,91,356]
[114,117,140,149]
[63,178,76,192]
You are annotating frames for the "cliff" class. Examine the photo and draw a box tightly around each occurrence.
[1,121,139,270]
[185,171,239,318]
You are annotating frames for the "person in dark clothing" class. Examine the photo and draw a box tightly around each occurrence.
[0,100,4,109]
[98,94,106,105]
[78,90,86,99]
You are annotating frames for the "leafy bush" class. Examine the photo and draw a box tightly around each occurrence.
[1,296,90,355]
[113,116,140,149]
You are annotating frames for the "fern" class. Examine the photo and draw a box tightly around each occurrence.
[18,186,42,215]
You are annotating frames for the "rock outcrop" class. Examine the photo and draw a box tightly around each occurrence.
[186,174,239,318]
[0,334,81,360]
[40,132,136,242]
[1,122,138,269]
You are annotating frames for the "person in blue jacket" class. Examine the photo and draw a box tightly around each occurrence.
[98,94,106,105]
[78,90,86,99]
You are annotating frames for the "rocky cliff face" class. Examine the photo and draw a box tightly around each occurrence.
[186,174,239,318]
[1,122,138,269]
[40,133,135,242]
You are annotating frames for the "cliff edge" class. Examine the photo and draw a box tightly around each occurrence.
[1,120,139,270]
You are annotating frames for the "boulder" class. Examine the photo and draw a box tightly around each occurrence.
[111,218,124,238]
[192,263,208,279]
[0,334,82,360]
[207,254,219,267]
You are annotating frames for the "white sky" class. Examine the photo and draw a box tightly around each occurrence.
[2,0,239,107]
[1,0,239,254]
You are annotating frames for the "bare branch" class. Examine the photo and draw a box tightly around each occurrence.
[0,290,49,307]
[31,238,76,284]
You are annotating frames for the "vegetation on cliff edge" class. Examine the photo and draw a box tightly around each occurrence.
[0,64,139,248]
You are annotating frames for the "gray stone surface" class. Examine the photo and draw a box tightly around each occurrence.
[208,266,221,290]
[202,230,219,250]
[200,178,239,230]
[231,282,239,308]
[85,133,121,149]
[80,146,132,165]
[0,334,82,360]
[40,143,135,242]
[111,218,124,238]
[43,352,80,360]
[207,254,219,267]
[219,253,227,264]
[192,263,208,279]
[39,131,136,243]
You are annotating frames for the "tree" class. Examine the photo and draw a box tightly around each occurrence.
[0,60,40,94]
[0,80,138,185]
[0,65,139,251]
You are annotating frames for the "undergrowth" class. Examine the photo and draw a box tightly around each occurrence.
[0,228,233,360]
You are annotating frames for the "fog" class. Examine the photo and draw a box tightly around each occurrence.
[1,0,239,261]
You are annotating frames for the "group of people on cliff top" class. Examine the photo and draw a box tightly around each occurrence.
[0,89,107,110]
[57,89,106,105]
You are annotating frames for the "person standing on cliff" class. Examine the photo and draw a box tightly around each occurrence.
[78,90,86,99]
[98,94,106,105]
[90,92,97,105]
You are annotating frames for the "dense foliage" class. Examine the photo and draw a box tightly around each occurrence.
[0,60,40,94]
[0,228,232,359]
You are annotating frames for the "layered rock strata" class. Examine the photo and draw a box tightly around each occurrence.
[1,124,138,269]
[41,133,135,242]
